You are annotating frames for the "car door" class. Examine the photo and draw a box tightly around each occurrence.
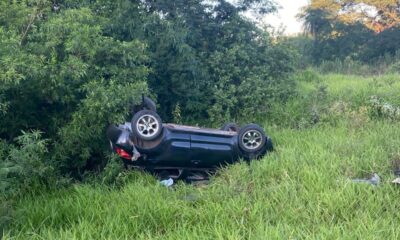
[190,131,236,167]
[150,129,191,167]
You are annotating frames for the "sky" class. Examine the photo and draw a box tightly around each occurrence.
[264,0,310,35]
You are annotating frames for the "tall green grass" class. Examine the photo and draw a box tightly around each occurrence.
[315,53,400,76]
[4,73,400,239]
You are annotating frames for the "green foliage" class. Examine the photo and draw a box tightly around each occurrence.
[0,199,13,236]
[306,0,400,32]
[0,2,150,179]
[266,84,328,129]
[55,81,147,174]
[299,1,400,64]
[99,155,127,186]
[369,96,400,121]
[0,131,56,198]
[317,59,368,75]
[313,53,400,75]
[104,0,295,123]
[282,35,314,68]
[1,1,400,237]
[0,0,295,185]
[387,60,400,74]
[294,68,322,82]
[266,72,400,129]
[172,103,182,125]
[1,32,400,235]
[5,73,400,238]
[0,140,9,162]
[207,43,296,124]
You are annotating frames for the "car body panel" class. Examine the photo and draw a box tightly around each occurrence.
[190,132,238,167]
[107,97,272,181]
[131,124,239,168]
[108,122,271,171]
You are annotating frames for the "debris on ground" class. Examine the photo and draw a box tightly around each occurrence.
[392,178,400,185]
[351,173,380,186]
[160,178,174,187]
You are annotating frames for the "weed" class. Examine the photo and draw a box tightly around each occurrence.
[369,96,400,121]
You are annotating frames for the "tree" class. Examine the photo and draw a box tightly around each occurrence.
[105,0,294,123]
[299,8,333,40]
[299,0,400,62]
[304,0,400,33]
[0,2,150,176]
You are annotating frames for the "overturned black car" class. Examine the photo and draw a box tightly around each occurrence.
[107,97,273,180]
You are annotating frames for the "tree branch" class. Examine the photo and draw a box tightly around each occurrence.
[20,8,39,46]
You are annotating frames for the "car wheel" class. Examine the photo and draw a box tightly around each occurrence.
[131,110,163,141]
[238,124,266,153]
[220,123,240,132]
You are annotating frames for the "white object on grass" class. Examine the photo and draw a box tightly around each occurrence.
[160,178,174,187]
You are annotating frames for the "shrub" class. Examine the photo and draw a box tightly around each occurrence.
[100,155,126,186]
[207,44,296,125]
[0,5,150,179]
[54,81,148,177]
[295,68,321,82]
[172,103,182,125]
[0,131,57,198]
[388,61,400,74]
[369,96,400,121]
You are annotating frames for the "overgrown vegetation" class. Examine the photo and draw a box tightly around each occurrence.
[3,73,400,239]
[2,0,400,238]
[291,0,400,72]
[0,0,295,195]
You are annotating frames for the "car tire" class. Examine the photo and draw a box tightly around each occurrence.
[131,110,163,141]
[143,96,157,112]
[266,137,274,152]
[220,123,240,132]
[131,97,157,114]
[238,124,266,153]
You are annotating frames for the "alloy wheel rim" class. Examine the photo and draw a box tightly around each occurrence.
[242,130,262,150]
[136,114,159,138]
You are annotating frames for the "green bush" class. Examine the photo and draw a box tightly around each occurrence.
[294,68,321,82]
[388,61,400,74]
[0,131,65,232]
[99,155,126,186]
[54,81,148,177]
[0,131,57,198]
[0,0,296,181]
[369,96,400,121]
[207,44,296,125]
[265,82,329,129]
[0,4,150,178]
